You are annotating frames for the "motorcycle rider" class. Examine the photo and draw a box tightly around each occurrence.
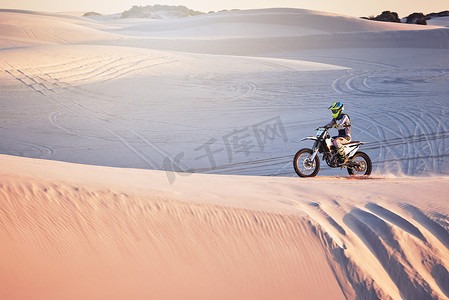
[325,102,351,163]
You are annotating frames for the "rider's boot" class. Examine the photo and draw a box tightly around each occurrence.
[337,148,347,164]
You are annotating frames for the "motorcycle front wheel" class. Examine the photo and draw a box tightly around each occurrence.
[293,148,320,177]
[347,151,372,176]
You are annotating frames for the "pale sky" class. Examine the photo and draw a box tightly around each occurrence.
[0,0,447,17]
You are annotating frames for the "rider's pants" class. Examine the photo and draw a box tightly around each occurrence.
[333,136,351,154]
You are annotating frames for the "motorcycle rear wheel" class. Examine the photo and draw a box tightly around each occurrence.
[347,151,372,176]
[293,148,320,177]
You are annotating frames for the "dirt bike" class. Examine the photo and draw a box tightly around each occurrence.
[293,127,372,177]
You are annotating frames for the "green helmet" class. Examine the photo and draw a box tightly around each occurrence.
[328,102,344,118]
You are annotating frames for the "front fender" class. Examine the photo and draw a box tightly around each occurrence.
[300,137,318,142]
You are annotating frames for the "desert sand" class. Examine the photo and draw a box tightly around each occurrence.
[2,154,449,299]
[1,7,449,300]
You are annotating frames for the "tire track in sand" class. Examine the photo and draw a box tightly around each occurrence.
[3,57,182,169]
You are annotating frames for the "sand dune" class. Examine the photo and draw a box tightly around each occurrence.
[1,8,447,52]
[0,10,120,48]
[1,154,449,299]
[93,8,449,54]
[115,8,442,38]
[1,8,448,176]
[1,7,449,299]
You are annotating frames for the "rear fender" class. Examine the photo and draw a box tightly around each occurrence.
[344,144,360,157]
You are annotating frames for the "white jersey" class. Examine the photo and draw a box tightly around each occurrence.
[326,113,351,137]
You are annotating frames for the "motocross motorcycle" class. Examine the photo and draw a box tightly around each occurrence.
[293,127,372,177]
